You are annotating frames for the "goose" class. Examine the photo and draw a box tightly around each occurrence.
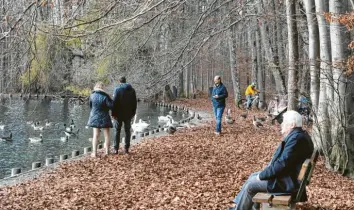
[26,121,34,125]
[131,115,149,133]
[168,110,176,115]
[64,124,72,132]
[60,136,68,142]
[166,118,177,134]
[64,129,80,137]
[253,116,263,128]
[158,115,172,123]
[29,134,43,143]
[70,119,75,129]
[0,132,12,141]
[45,120,53,127]
[225,115,235,124]
[240,113,248,119]
[32,122,44,131]
[256,117,267,122]
[197,114,202,120]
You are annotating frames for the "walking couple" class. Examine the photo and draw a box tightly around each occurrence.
[87,77,137,157]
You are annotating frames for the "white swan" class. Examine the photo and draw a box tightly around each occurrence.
[45,120,53,127]
[32,124,44,131]
[158,115,172,123]
[29,134,43,143]
[132,114,149,133]
[60,136,68,142]
[166,117,179,127]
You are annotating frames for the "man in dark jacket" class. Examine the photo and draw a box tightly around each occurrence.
[228,110,314,210]
[212,75,228,135]
[112,77,137,154]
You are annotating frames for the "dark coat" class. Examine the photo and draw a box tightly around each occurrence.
[259,127,314,200]
[87,90,113,128]
[211,83,228,108]
[112,83,137,121]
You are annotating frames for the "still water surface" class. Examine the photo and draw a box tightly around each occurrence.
[0,99,181,178]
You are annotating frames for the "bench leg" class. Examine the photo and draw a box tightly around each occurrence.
[260,202,296,210]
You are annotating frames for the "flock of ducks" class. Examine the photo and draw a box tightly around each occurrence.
[0,119,79,143]
[224,108,271,129]
[0,108,198,142]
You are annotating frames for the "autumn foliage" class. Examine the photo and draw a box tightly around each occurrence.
[325,12,354,76]
[0,97,353,209]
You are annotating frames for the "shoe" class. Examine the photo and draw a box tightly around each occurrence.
[124,148,129,154]
[214,132,220,135]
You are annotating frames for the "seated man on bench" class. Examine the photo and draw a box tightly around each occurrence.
[228,110,314,210]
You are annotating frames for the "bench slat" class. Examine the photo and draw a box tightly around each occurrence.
[272,195,292,205]
[252,193,273,203]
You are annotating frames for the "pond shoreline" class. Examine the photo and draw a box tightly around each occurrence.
[0,101,212,187]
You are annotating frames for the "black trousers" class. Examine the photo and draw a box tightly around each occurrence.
[113,119,132,151]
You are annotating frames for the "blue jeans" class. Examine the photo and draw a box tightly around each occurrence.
[246,95,254,109]
[232,171,268,210]
[213,106,225,133]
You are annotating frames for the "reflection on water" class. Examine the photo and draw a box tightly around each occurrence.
[0,99,182,178]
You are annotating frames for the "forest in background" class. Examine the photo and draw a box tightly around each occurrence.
[0,0,354,177]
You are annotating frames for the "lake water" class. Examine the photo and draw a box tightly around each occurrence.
[0,99,183,179]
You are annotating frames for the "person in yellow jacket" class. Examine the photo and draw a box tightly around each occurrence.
[245,82,260,109]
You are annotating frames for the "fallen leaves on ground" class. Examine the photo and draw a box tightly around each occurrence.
[0,97,353,210]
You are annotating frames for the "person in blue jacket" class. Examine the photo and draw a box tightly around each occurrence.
[87,82,113,157]
[228,110,314,210]
[211,75,228,135]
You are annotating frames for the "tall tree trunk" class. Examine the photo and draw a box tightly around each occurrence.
[227,26,241,104]
[256,28,265,106]
[286,0,299,110]
[329,0,350,174]
[248,28,257,83]
[256,0,287,95]
[304,0,320,110]
[313,0,332,165]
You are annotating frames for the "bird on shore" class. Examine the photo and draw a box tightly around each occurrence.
[166,118,177,134]
[240,113,248,119]
[29,134,43,143]
[256,117,266,122]
[253,116,263,128]
[0,132,12,141]
[224,109,234,124]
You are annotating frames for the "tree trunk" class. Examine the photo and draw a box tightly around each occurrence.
[304,0,320,110]
[256,28,265,106]
[329,0,350,174]
[286,0,299,110]
[256,0,287,95]
[227,25,241,104]
[178,70,184,97]
[313,0,332,166]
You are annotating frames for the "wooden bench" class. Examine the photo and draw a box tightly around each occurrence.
[252,150,319,210]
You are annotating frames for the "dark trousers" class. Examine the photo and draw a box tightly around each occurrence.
[114,119,132,151]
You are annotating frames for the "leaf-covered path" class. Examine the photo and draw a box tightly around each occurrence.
[0,98,353,209]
